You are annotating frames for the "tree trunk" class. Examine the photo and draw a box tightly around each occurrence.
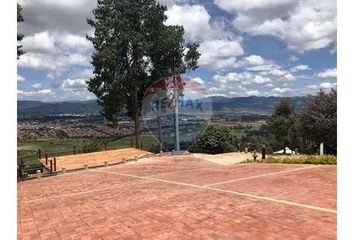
[157,98,162,151]
[133,110,140,149]
[133,89,140,149]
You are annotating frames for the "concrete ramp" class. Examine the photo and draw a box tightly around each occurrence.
[192,152,253,166]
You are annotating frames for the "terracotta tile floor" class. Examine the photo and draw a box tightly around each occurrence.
[39,148,150,172]
[18,156,337,239]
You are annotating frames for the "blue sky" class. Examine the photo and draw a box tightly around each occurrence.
[17,0,337,101]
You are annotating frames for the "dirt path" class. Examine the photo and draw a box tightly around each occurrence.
[192,152,253,165]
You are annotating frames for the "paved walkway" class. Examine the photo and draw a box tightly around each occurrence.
[18,155,336,239]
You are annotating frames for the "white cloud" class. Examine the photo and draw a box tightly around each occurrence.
[158,0,172,6]
[165,4,239,72]
[319,82,336,90]
[213,72,249,83]
[166,4,211,41]
[198,39,244,70]
[209,87,219,93]
[61,78,87,90]
[246,64,277,72]
[304,82,336,95]
[19,30,92,79]
[57,33,92,52]
[271,87,295,94]
[253,75,271,84]
[19,0,96,36]
[213,72,271,85]
[213,62,297,87]
[18,53,56,71]
[214,0,296,14]
[215,0,337,52]
[72,68,94,79]
[283,73,296,81]
[237,62,297,82]
[18,52,90,79]
[318,68,337,78]
[306,84,318,90]
[259,65,296,82]
[269,68,288,76]
[59,89,96,101]
[32,83,42,89]
[38,89,52,95]
[17,74,26,82]
[191,77,205,85]
[18,0,335,100]
[238,55,266,68]
[20,0,92,9]
[17,89,54,98]
[22,31,56,54]
[246,90,260,96]
[208,83,247,97]
[290,64,310,72]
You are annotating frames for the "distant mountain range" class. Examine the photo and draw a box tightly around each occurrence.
[207,96,307,113]
[18,100,100,118]
[18,96,308,119]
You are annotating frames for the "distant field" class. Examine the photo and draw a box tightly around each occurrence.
[17,133,159,166]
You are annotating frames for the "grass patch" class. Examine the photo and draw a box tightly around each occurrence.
[240,155,336,165]
[265,155,337,165]
[17,133,159,165]
[107,134,158,151]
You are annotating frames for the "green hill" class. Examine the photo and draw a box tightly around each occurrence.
[18,96,308,119]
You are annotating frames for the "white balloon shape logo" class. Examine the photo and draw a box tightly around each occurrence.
[142,75,212,152]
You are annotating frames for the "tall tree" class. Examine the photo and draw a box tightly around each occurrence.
[300,88,337,154]
[267,99,298,153]
[17,3,25,59]
[87,0,200,148]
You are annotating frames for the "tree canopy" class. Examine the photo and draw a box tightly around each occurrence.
[86,0,200,148]
[300,88,337,154]
[17,3,25,59]
[267,99,298,153]
[190,125,238,154]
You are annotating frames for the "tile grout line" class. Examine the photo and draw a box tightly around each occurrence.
[19,166,212,203]
[90,169,337,215]
[145,165,218,177]
[20,168,336,215]
[20,179,154,204]
[203,165,319,187]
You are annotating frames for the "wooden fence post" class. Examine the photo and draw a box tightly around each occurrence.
[45,153,48,165]
[38,148,41,159]
[50,159,53,173]
[53,158,56,172]
[18,163,22,180]
[74,145,76,155]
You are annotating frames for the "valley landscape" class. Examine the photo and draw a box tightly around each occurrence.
[17,96,307,167]
[15,0,338,239]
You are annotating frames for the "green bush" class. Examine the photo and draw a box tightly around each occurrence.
[190,125,237,154]
[265,155,336,165]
